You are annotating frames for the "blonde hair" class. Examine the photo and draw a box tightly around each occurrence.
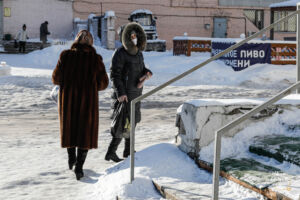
[74,30,93,46]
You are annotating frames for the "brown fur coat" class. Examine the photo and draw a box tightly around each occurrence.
[52,43,109,149]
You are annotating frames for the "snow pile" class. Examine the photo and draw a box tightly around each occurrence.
[104,11,115,18]
[90,143,263,200]
[0,61,11,76]
[199,107,300,199]
[270,0,300,8]
[200,108,300,161]
[185,94,300,107]
[1,43,297,89]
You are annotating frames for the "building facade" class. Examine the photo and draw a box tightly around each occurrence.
[73,0,287,49]
[1,0,291,49]
[0,0,73,41]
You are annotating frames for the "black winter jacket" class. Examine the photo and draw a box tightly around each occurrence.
[110,46,152,124]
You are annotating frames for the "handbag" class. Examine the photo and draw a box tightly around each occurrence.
[50,85,59,103]
[110,101,130,138]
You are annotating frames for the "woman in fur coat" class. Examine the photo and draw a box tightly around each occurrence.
[52,30,109,180]
[105,22,152,162]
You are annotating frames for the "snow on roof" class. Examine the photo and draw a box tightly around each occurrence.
[173,36,297,44]
[104,11,115,18]
[270,0,300,8]
[88,13,96,19]
[147,39,166,43]
[131,9,153,15]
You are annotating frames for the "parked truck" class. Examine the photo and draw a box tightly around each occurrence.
[119,9,166,52]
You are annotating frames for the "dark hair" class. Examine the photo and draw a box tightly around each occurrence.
[45,21,48,24]
[23,24,26,28]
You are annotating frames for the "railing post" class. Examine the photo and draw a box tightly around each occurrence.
[297,3,300,94]
[212,131,222,200]
[130,100,136,183]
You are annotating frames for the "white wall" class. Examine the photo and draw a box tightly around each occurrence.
[3,0,73,40]
[0,0,3,40]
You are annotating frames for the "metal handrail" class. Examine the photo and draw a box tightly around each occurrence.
[212,4,300,199]
[129,6,300,196]
[212,81,300,199]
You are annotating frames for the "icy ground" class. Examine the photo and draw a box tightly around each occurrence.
[0,43,298,199]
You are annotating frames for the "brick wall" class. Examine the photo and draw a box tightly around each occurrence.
[73,0,273,49]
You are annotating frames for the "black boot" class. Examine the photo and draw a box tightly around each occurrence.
[67,147,76,170]
[75,148,88,180]
[123,139,130,158]
[105,138,123,162]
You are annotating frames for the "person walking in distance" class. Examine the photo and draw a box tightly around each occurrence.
[105,22,152,162]
[52,30,109,180]
[16,24,29,53]
[40,21,50,49]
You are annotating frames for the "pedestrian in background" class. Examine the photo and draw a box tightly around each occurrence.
[40,21,50,49]
[52,30,109,180]
[16,24,29,53]
[105,22,152,163]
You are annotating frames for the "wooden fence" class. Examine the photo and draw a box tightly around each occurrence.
[173,40,211,56]
[173,39,296,65]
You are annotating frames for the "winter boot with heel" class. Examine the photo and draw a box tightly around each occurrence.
[75,148,88,180]
[105,138,123,162]
[67,147,76,170]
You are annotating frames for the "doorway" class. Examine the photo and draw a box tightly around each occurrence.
[213,17,227,38]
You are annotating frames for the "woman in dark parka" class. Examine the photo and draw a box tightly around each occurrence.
[105,22,152,162]
[52,30,109,180]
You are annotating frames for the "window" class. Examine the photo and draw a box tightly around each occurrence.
[274,11,296,32]
[131,15,152,26]
[244,10,264,30]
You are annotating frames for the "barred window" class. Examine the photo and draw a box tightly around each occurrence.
[274,11,296,32]
[244,10,264,30]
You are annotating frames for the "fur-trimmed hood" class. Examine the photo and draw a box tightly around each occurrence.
[122,22,147,55]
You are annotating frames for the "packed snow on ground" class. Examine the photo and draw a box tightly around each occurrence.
[0,41,299,200]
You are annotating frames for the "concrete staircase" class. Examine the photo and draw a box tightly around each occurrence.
[154,134,300,200]
[1,41,51,54]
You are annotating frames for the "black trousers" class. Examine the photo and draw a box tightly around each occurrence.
[19,41,26,53]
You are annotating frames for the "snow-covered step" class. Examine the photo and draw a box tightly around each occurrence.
[2,41,51,54]
[152,156,296,199]
[153,178,215,200]
[249,135,300,167]
[196,159,295,200]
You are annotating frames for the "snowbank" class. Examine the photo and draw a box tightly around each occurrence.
[0,61,11,76]
[200,107,300,161]
[185,94,300,107]
[90,143,263,200]
[0,42,297,89]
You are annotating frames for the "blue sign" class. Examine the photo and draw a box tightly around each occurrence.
[211,42,271,71]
